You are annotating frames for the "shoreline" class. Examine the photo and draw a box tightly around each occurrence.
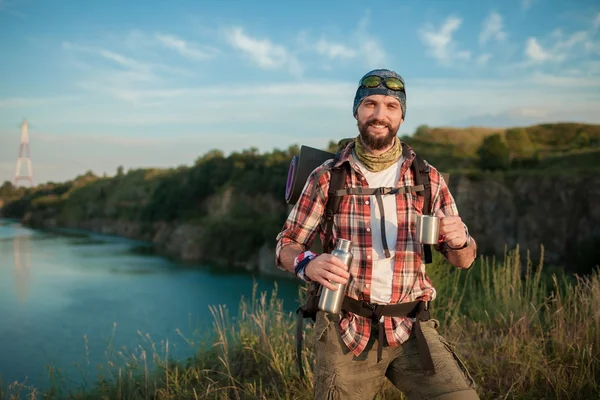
[10,215,292,280]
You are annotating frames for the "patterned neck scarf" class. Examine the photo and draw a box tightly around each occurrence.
[354,136,402,172]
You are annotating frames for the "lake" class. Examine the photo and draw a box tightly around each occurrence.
[0,219,301,392]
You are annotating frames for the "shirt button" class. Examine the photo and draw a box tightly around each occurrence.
[365,200,370,205]
[366,228,371,232]
[365,284,370,288]
[367,255,371,259]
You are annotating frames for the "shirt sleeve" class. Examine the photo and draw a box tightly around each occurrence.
[275,164,331,269]
[429,166,459,217]
[428,164,477,266]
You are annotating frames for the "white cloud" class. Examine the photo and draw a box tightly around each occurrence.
[419,16,470,66]
[585,41,600,54]
[522,0,536,10]
[0,0,25,18]
[529,72,600,87]
[62,41,191,78]
[594,13,600,30]
[479,11,507,45]
[154,33,219,61]
[508,107,548,118]
[295,16,382,67]
[63,42,146,70]
[525,30,591,63]
[525,37,556,62]
[70,82,355,113]
[62,38,200,106]
[556,31,588,51]
[0,96,79,108]
[224,27,302,76]
[356,14,387,68]
[315,38,357,59]
[477,53,492,65]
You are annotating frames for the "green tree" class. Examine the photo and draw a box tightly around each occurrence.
[0,181,15,196]
[195,149,225,165]
[505,128,535,160]
[572,132,590,149]
[414,124,430,137]
[477,134,510,170]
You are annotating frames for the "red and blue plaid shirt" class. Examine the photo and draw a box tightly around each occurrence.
[276,141,476,356]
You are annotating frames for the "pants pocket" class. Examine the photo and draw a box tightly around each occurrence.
[439,336,477,389]
[314,311,330,343]
[313,367,340,400]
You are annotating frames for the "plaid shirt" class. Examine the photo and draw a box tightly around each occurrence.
[275,141,475,356]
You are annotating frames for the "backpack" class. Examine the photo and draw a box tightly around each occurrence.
[284,139,449,378]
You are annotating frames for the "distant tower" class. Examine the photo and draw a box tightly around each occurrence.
[14,119,34,187]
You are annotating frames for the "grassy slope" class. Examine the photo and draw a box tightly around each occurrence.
[2,249,598,400]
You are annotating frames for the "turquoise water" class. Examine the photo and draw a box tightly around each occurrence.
[0,219,300,392]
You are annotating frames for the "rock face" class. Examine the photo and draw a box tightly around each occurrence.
[11,173,600,277]
[448,173,600,270]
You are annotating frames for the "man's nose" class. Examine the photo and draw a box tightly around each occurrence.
[372,105,386,120]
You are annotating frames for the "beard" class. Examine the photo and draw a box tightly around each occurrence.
[357,118,400,151]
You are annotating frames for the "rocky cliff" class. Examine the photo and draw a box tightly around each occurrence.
[449,172,600,273]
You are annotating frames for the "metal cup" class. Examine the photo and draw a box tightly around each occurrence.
[416,215,440,245]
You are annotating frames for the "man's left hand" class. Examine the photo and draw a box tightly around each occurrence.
[435,209,467,248]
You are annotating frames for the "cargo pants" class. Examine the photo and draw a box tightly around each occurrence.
[312,311,480,400]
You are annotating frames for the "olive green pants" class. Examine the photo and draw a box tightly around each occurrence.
[312,311,480,400]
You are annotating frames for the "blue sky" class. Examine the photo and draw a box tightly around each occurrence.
[1,0,599,184]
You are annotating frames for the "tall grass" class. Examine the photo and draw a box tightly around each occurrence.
[1,246,598,399]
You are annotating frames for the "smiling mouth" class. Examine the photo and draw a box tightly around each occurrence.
[369,123,389,131]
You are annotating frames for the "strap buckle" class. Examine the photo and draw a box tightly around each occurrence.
[324,208,334,220]
[362,301,385,322]
[362,301,376,311]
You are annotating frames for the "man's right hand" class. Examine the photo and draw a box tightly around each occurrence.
[305,254,350,291]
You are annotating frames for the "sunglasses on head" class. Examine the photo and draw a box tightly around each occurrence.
[360,75,405,92]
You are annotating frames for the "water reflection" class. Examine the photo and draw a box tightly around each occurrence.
[13,233,31,302]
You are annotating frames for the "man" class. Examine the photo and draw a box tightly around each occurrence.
[275,69,479,399]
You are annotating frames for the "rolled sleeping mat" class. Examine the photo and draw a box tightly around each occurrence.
[285,145,335,205]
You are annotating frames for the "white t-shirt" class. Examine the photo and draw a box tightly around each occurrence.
[353,153,404,304]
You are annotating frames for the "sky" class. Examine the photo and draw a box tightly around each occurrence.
[1,0,599,184]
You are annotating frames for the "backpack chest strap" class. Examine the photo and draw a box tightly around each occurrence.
[334,184,425,196]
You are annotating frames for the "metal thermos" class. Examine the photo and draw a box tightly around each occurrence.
[318,238,353,314]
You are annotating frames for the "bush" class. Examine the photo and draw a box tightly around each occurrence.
[477,134,510,171]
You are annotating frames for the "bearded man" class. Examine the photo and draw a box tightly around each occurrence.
[276,69,480,400]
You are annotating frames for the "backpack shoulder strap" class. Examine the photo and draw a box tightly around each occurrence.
[322,162,347,254]
[411,152,433,264]
[295,154,347,380]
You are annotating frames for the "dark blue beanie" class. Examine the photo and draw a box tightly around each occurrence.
[352,69,407,120]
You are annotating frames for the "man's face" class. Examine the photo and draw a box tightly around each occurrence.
[355,94,404,151]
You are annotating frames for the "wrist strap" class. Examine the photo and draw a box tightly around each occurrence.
[294,251,318,282]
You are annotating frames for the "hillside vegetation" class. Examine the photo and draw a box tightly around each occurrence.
[398,122,600,172]
[1,122,599,269]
